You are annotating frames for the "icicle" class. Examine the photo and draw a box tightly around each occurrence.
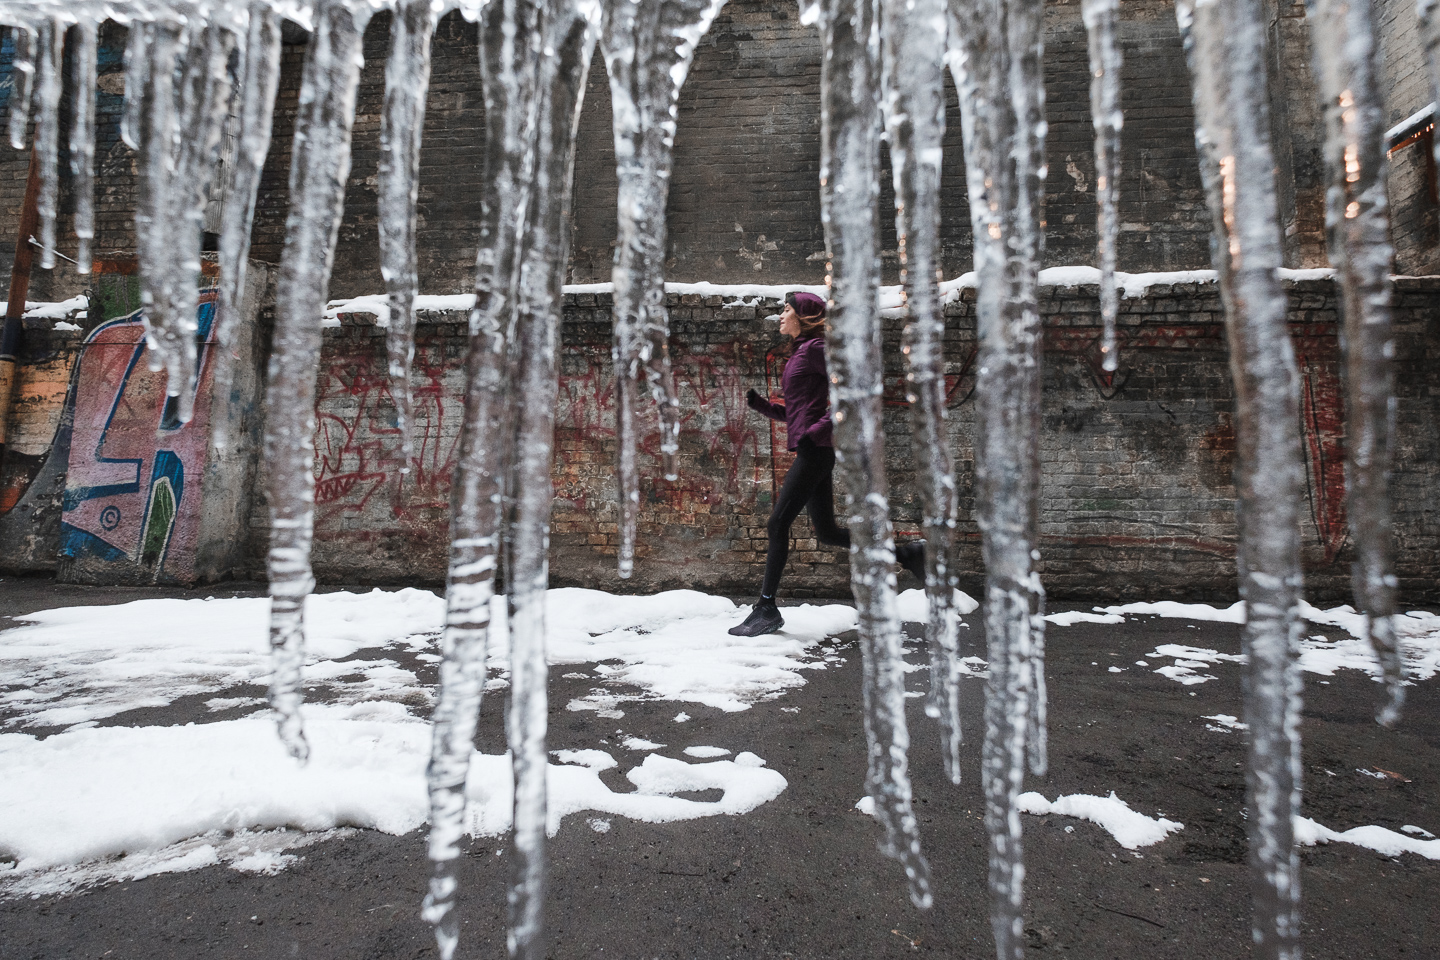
[212,3,283,453]
[601,0,728,577]
[1302,0,1403,728]
[879,0,961,784]
[421,0,525,952]
[33,18,62,272]
[1176,1,1305,957]
[946,0,1049,951]
[264,0,372,764]
[121,19,150,153]
[379,0,441,472]
[134,21,235,426]
[68,20,97,275]
[7,23,36,151]
[816,0,932,911]
[509,8,599,956]
[1081,0,1121,373]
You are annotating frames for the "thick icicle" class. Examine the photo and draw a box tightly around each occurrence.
[1081,0,1121,372]
[503,6,599,957]
[379,0,441,471]
[135,21,234,425]
[33,18,61,271]
[421,0,530,952]
[815,0,932,911]
[601,0,727,576]
[212,3,283,453]
[7,24,36,151]
[1302,0,1403,727]
[946,0,1049,951]
[879,0,961,784]
[67,20,97,275]
[120,19,149,152]
[264,0,371,764]
[1177,1,1305,957]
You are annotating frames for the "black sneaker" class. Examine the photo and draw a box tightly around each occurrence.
[728,598,784,636]
[895,541,926,582]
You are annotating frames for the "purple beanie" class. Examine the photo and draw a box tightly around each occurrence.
[787,291,827,321]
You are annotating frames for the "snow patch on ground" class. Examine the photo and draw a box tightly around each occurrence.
[1101,601,1440,687]
[683,746,731,758]
[0,588,865,728]
[1018,791,1184,849]
[0,589,442,729]
[895,588,979,621]
[1045,611,1125,626]
[1203,714,1248,733]
[1295,816,1440,860]
[0,703,785,895]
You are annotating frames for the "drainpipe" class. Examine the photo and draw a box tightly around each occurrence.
[0,139,42,462]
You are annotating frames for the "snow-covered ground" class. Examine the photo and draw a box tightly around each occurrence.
[3,588,1438,897]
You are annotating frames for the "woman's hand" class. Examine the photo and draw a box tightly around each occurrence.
[746,388,766,412]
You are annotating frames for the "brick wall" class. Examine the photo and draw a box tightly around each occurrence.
[7,1,1223,302]
[261,276,1440,604]
[1376,0,1440,276]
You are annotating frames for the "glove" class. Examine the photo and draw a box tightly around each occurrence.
[746,388,766,412]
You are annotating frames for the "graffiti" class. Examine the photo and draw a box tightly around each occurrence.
[312,334,462,547]
[59,294,217,581]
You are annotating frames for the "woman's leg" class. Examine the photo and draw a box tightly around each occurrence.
[760,445,832,597]
[804,447,851,549]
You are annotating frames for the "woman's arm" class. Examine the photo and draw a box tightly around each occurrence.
[746,388,785,421]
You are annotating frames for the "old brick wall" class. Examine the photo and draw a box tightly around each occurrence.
[1376,0,1440,276]
[259,277,1440,604]
[6,1,1223,303]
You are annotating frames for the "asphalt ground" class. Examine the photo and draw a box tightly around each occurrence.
[1,577,1437,959]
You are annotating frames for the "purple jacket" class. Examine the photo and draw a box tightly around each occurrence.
[748,332,834,449]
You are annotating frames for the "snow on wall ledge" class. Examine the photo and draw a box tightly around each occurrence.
[240,273,1440,603]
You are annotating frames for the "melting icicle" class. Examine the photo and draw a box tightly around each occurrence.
[601,0,727,576]
[212,3,283,452]
[504,6,599,957]
[816,0,932,911]
[68,21,97,275]
[1302,0,1404,728]
[422,0,528,953]
[7,24,36,150]
[879,0,961,784]
[135,20,235,425]
[1177,0,1305,957]
[265,0,372,764]
[1081,0,1121,373]
[946,0,1049,950]
[379,0,441,471]
[33,18,61,272]
[120,18,149,152]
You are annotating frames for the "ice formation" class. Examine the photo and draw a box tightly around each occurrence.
[0,0,1408,957]
[809,0,934,911]
[880,0,963,785]
[1303,0,1404,729]
[1177,1,1305,956]
[601,0,727,577]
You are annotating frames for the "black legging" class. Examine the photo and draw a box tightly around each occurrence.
[761,442,851,596]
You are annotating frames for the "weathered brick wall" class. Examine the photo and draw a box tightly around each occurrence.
[1376,0,1440,276]
[6,1,1223,303]
[259,277,1440,604]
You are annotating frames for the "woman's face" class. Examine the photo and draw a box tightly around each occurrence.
[779,304,801,338]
